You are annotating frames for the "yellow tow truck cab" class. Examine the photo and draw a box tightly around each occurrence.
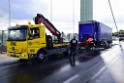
[6,24,69,60]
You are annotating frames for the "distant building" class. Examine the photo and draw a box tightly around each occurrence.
[67,33,78,41]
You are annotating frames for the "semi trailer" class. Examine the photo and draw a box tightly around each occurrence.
[78,21,112,48]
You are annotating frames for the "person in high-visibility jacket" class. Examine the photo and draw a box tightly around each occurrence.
[87,37,93,42]
[86,37,94,49]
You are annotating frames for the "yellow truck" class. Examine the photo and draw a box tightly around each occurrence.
[6,14,69,61]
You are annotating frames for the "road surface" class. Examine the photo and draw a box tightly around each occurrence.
[0,41,123,83]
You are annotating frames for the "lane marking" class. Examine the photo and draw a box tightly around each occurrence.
[91,66,106,79]
[0,63,21,70]
[63,45,119,83]
[0,74,12,79]
[63,75,79,83]
[90,54,119,80]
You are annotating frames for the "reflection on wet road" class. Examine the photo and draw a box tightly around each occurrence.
[0,41,123,83]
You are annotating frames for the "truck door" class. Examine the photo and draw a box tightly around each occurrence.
[27,27,45,54]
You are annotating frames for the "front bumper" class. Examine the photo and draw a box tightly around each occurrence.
[7,52,28,59]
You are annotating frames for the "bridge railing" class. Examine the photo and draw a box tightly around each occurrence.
[0,30,7,53]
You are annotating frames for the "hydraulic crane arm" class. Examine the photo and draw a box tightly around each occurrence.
[34,13,61,39]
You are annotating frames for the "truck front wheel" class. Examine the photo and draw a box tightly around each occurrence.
[37,52,45,61]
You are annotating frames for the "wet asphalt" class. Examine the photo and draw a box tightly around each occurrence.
[0,41,123,83]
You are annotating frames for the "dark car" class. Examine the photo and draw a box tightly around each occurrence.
[119,34,124,41]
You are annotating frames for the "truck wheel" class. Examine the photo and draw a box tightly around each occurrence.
[37,52,45,61]
[103,41,109,48]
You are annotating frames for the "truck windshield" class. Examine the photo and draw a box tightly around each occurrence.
[7,26,27,41]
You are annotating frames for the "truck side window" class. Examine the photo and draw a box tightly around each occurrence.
[28,28,40,39]
[34,29,40,38]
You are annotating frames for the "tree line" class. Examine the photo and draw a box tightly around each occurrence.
[112,29,124,36]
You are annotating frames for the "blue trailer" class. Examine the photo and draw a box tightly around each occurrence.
[78,21,112,46]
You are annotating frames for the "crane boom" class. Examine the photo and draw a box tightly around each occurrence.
[34,13,61,39]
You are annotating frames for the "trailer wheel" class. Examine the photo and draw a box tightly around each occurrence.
[103,41,109,48]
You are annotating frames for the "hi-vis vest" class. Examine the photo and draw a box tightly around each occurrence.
[87,38,93,42]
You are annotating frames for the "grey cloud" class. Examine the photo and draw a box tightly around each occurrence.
[0,0,9,17]
[100,16,124,24]
[10,0,50,20]
[51,13,80,23]
[0,0,49,20]
[10,0,34,20]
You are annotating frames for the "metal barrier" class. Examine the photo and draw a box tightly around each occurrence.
[0,30,7,53]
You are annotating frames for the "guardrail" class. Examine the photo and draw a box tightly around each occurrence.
[0,30,7,53]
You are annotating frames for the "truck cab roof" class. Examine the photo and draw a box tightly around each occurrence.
[8,25,28,30]
[8,24,45,30]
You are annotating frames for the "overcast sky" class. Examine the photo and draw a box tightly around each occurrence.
[0,0,124,33]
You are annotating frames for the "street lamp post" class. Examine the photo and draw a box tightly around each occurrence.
[73,0,75,33]
[50,0,52,21]
[8,0,11,27]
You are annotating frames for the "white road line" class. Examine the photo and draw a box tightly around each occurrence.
[91,54,119,80]
[0,74,11,79]
[91,66,106,79]
[63,75,79,83]
[0,63,21,70]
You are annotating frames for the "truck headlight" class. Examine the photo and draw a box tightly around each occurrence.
[21,54,26,57]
